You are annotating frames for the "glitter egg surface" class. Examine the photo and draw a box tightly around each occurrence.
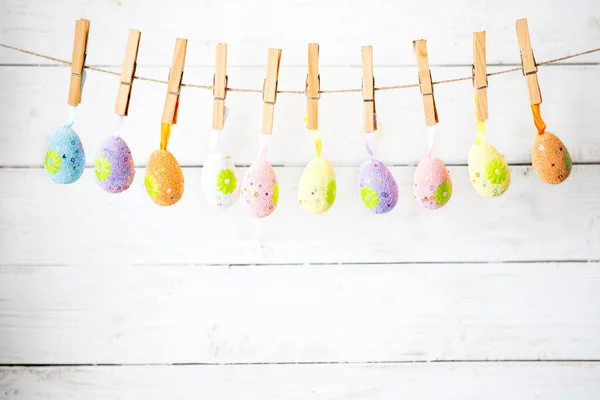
[298,156,336,214]
[413,157,452,210]
[240,159,278,218]
[468,140,510,198]
[95,136,135,193]
[531,132,572,184]
[145,149,184,206]
[44,126,85,184]
[357,159,398,214]
[201,152,240,208]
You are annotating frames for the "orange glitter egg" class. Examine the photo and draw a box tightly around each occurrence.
[144,149,184,206]
[531,132,572,185]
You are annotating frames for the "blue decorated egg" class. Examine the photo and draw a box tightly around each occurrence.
[44,126,85,184]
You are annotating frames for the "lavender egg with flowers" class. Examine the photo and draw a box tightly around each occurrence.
[94,136,135,193]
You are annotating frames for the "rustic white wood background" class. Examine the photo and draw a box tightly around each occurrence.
[1,0,600,398]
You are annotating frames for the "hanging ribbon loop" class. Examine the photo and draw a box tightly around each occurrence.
[531,103,546,135]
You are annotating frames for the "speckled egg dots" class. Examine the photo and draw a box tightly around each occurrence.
[298,157,336,214]
[240,160,279,218]
[144,149,184,206]
[201,152,240,208]
[531,132,572,184]
[240,159,278,218]
[357,159,398,214]
[468,140,510,198]
[413,157,452,210]
[95,136,135,194]
[44,126,85,184]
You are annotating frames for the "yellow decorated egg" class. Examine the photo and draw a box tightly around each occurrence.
[468,140,510,198]
[145,149,184,206]
[531,132,572,184]
[298,156,336,214]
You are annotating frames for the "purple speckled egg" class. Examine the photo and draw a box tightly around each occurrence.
[94,136,135,194]
[413,157,452,210]
[357,159,398,214]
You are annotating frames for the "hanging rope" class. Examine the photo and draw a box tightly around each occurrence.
[1,43,598,94]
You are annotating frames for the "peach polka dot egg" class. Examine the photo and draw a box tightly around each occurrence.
[145,149,184,206]
[413,157,452,210]
[240,159,278,218]
[468,140,510,198]
[531,132,572,184]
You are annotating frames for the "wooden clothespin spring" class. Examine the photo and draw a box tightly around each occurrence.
[473,30,488,122]
[212,43,228,130]
[115,29,141,116]
[413,39,439,127]
[261,48,282,135]
[68,18,90,107]
[361,45,377,133]
[515,18,542,105]
[162,38,187,125]
[306,42,320,131]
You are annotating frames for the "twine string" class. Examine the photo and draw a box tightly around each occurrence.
[2,43,597,95]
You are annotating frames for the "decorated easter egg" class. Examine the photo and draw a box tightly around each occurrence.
[240,159,278,218]
[357,159,398,214]
[298,156,336,214]
[44,126,85,184]
[413,157,452,209]
[201,152,240,208]
[95,136,135,193]
[531,132,572,184]
[145,149,184,206]
[468,140,510,198]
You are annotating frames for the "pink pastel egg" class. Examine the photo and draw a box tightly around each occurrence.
[413,157,452,210]
[240,159,278,218]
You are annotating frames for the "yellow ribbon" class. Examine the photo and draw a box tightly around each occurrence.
[474,93,486,145]
[160,122,172,151]
[304,115,322,157]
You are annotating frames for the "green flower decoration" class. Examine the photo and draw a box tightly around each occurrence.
[95,156,112,182]
[360,186,380,209]
[434,181,452,205]
[326,180,336,206]
[216,168,237,194]
[145,174,160,199]
[565,149,572,173]
[486,159,508,184]
[272,182,279,206]
[44,149,62,175]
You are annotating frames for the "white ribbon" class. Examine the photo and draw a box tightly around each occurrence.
[364,131,375,160]
[427,125,437,158]
[112,114,126,137]
[208,106,230,152]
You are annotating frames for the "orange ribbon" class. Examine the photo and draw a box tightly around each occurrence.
[531,104,546,135]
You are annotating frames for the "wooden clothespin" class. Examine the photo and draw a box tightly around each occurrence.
[68,18,90,106]
[114,29,141,116]
[413,39,438,126]
[473,31,488,121]
[361,45,377,132]
[162,38,187,125]
[306,43,320,130]
[516,18,542,105]
[261,48,282,135]
[212,43,228,130]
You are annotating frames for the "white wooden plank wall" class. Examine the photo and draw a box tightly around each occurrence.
[1,0,599,398]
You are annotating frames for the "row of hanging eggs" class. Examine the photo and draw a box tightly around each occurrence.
[43,129,571,214]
